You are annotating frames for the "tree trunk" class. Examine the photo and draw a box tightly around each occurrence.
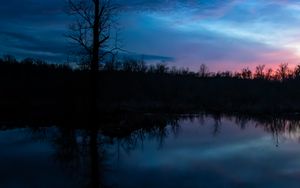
[92,0,100,73]
[91,0,100,114]
[89,130,100,188]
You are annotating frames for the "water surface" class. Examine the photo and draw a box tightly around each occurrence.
[1,115,300,188]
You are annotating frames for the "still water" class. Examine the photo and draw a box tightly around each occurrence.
[1,115,300,188]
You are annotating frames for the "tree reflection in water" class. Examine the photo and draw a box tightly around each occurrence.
[25,113,300,188]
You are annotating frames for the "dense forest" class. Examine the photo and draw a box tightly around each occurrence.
[1,55,300,122]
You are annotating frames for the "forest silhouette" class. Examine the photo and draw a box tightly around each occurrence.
[1,54,300,123]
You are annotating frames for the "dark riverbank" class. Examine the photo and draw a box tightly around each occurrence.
[1,56,300,120]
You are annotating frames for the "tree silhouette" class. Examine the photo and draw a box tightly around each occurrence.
[198,64,209,78]
[241,67,252,79]
[294,65,300,78]
[67,0,118,113]
[265,68,273,80]
[276,63,290,80]
[254,65,265,79]
[67,0,117,69]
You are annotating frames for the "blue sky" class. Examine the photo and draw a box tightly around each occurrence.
[1,0,300,71]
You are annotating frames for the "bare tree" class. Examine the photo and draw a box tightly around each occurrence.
[66,0,118,112]
[241,67,252,79]
[276,63,290,80]
[265,68,273,80]
[67,0,118,72]
[254,65,265,79]
[294,65,300,78]
[198,64,209,78]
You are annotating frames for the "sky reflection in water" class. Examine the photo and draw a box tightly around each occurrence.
[1,115,300,188]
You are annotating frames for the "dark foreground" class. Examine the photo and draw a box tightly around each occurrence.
[1,114,300,188]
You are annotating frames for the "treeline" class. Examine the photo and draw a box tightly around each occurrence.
[1,55,300,120]
[2,54,300,81]
[103,59,300,81]
[197,63,300,81]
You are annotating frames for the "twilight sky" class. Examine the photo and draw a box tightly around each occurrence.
[1,0,300,71]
